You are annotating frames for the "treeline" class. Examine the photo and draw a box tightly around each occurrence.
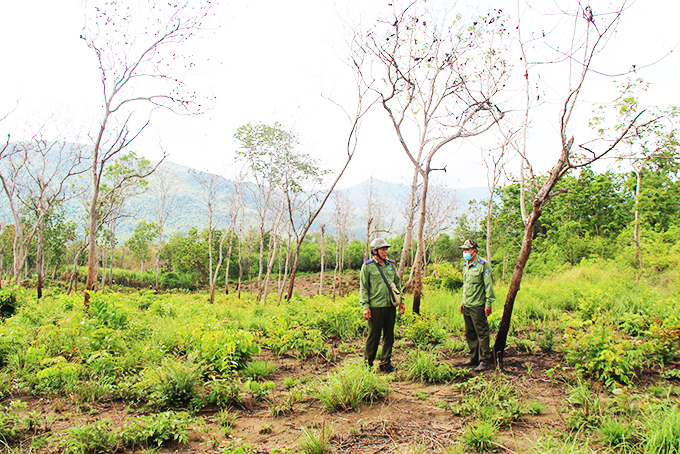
[2,164,679,296]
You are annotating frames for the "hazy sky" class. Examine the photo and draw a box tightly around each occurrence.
[1,0,678,189]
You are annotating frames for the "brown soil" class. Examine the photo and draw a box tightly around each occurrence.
[3,344,600,454]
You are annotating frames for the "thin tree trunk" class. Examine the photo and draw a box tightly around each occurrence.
[319,225,325,295]
[399,168,419,280]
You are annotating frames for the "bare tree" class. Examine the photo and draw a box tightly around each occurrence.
[81,0,213,306]
[331,191,353,300]
[148,163,180,290]
[16,139,86,297]
[192,170,228,304]
[282,42,377,301]
[492,2,646,362]
[481,140,511,265]
[355,1,507,313]
[362,178,395,261]
[0,141,29,283]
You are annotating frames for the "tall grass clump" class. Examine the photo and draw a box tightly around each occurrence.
[462,420,498,452]
[644,405,680,454]
[453,373,531,426]
[299,423,335,454]
[313,362,389,412]
[400,349,465,384]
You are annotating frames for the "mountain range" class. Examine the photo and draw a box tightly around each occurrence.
[1,156,489,242]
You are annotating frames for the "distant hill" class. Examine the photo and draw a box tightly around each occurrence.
[116,163,489,240]
[1,152,489,241]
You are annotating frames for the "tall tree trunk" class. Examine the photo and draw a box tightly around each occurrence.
[411,172,430,315]
[633,167,643,268]
[319,225,325,295]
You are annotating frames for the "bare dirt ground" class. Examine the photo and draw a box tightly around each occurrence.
[6,342,577,454]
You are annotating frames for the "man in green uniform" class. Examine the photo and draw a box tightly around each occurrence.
[459,239,495,371]
[360,238,405,372]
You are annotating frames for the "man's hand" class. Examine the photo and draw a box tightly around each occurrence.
[363,308,371,320]
[485,307,492,317]
[399,303,405,315]
[460,304,464,315]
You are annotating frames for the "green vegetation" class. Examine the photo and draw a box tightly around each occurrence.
[0,246,678,452]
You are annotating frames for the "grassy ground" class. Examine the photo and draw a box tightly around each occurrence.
[0,258,678,453]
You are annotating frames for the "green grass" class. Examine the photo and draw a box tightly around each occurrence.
[313,361,389,412]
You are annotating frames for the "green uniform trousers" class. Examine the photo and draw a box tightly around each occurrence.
[463,305,491,364]
[364,306,396,367]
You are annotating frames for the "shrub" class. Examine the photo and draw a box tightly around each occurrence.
[206,376,243,408]
[402,312,447,347]
[563,314,644,388]
[142,357,203,409]
[642,316,679,366]
[61,419,116,454]
[313,362,389,412]
[34,357,83,394]
[119,411,193,448]
[423,263,463,291]
[262,324,327,359]
[0,286,19,319]
[186,327,261,374]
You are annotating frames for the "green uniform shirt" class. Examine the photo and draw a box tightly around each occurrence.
[360,258,401,310]
[461,257,495,308]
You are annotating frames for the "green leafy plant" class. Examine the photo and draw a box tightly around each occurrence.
[206,376,243,408]
[242,360,277,381]
[402,312,447,347]
[643,316,679,366]
[243,379,276,401]
[313,362,389,412]
[142,357,204,409]
[119,411,193,448]
[61,419,116,454]
[563,314,643,388]
[423,263,463,291]
[400,349,465,384]
[263,324,327,359]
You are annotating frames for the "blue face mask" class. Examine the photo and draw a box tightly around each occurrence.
[463,252,473,261]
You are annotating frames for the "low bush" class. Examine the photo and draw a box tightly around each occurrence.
[119,411,193,448]
[402,312,447,347]
[142,357,204,409]
[563,313,644,388]
[61,419,116,454]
